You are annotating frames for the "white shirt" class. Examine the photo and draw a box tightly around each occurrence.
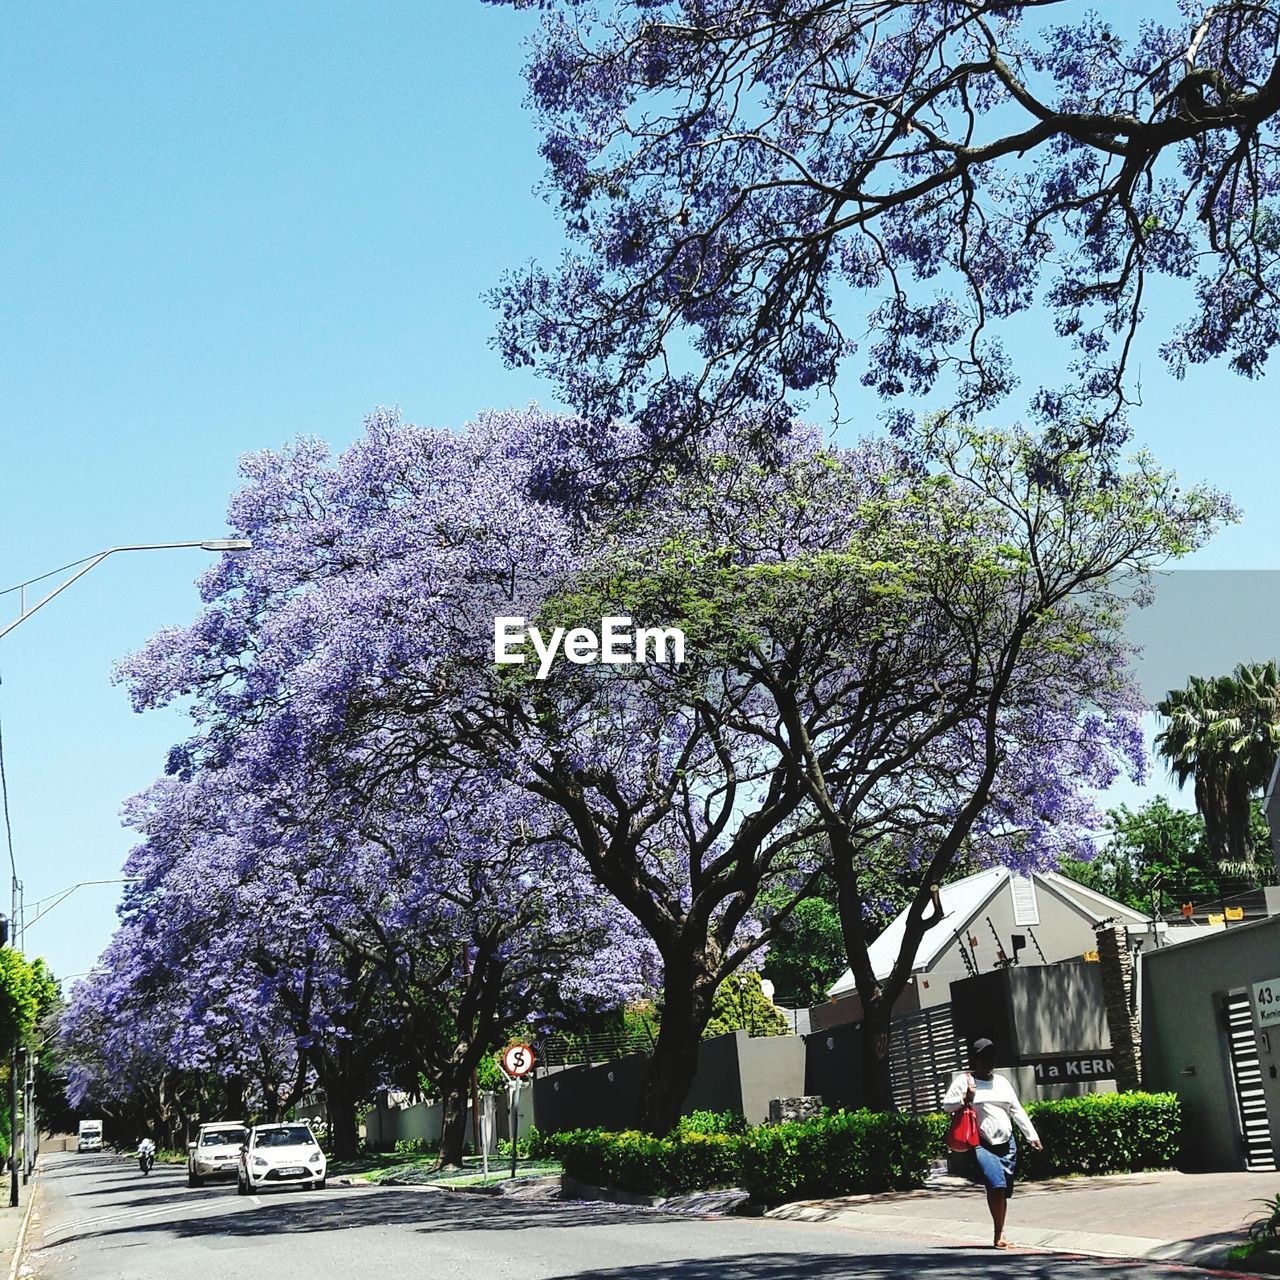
[942,1071,1039,1146]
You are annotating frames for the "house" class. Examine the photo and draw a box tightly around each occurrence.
[1143,912,1280,1171]
[803,867,1155,1115]
[813,866,1152,1032]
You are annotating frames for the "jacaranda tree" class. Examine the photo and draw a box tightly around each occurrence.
[115,404,1228,1124]
[487,1,1280,456]
[509,415,1230,1109]
[62,775,332,1145]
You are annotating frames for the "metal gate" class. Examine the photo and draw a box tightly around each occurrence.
[1224,990,1277,1171]
[888,1005,965,1114]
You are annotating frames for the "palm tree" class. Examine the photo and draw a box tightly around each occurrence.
[1154,661,1280,875]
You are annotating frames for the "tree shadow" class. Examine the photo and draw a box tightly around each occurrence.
[65,1184,241,1212]
[37,1187,690,1251]
[33,1188,1215,1280]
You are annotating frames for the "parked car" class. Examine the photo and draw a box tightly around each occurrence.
[237,1122,326,1194]
[76,1119,103,1152]
[187,1122,248,1187]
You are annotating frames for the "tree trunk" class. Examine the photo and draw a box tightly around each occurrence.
[636,963,717,1134]
[317,1044,362,1161]
[437,1078,470,1169]
[831,858,899,1113]
[222,1076,246,1121]
[326,1084,360,1160]
[859,998,895,1112]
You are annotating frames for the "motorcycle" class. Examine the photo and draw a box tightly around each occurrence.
[138,1141,156,1175]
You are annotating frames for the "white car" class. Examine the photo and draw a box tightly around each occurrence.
[237,1122,326,1194]
[188,1122,248,1186]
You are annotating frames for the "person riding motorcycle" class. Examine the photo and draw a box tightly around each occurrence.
[136,1137,156,1174]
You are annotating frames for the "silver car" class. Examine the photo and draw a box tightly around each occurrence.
[187,1122,248,1187]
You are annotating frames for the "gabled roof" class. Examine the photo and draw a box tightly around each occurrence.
[1038,871,1150,926]
[826,866,1149,998]
[827,866,1008,997]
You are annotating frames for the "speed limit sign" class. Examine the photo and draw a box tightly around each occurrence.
[502,1043,536,1077]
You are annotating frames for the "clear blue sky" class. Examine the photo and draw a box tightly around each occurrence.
[0,2,1275,984]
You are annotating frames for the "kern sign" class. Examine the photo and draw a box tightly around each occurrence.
[1254,977,1280,1029]
[1031,1054,1116,1084]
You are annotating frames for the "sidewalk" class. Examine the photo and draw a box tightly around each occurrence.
[766,1168,1280,1270]
[0,1177,38,1280]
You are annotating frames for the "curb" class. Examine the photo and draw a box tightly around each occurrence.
[7,1177,37,1280]
[560,1176,665,1208]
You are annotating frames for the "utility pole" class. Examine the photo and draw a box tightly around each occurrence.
[9,872,18,1206]
[23,1048,36,1182]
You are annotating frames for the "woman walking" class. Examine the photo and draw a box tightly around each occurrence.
[942,1037,1042,1248]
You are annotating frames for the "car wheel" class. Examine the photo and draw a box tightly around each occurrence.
[188,1169,203,1188]
[313,1178,325,1191]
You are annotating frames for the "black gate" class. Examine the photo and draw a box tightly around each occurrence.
[1224,989,1277,1171]
[888,1005,965,1114]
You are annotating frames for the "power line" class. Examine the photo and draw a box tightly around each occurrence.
[0,686,17,888]
[0,553,98,599]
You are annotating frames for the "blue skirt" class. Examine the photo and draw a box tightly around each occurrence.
[969,1132,1017,1196]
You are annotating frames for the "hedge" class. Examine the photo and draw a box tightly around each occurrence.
[1019,1092,1181,1178]
[926,1091,1181,1180]
[544,1092,1181,1204]
[740,1110,940,1201]
[544,1109,938,1202]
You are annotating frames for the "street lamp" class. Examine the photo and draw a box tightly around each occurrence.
[24,878,144,934]
[0,537,250,1206]
[0,540,252,642]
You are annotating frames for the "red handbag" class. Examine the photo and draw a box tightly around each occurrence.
[945,1073,980,1152]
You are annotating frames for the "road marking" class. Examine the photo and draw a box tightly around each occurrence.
[43,1202,199,1240]
[42,1189,276,1241]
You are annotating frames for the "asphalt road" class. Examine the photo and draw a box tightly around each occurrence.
[25,1152,1235,1280]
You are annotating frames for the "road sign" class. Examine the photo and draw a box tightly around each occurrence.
[1030,1054,1116,1083]
[502,1043,536,1078]
[1253,977,1280,1028]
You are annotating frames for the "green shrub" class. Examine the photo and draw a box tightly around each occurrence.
[499,1125,541,1161]
[704,971,790,1038]
[393,1137,435,1157]
[922,1112,949,1148]
[742,1110,938,1201]
[545,1128,743,1195]
[673,1110,749,1137]
[1249,1193,1280,1241]
[934,1092,1179,1180]
[546,1109,937,1202]
[1017,1092,1180,1179]
[1228,1237,1280,1266]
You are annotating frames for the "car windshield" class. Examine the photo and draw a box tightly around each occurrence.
[253,1126,314,1148]
[201,1130,245,1146]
